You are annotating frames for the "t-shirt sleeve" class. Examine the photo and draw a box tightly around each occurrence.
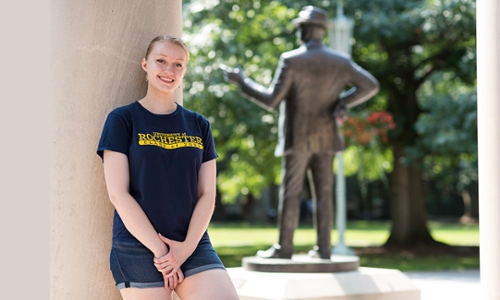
[201,117,219,163]
[96,111,131,160]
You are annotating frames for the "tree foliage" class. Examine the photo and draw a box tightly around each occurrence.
[414,73,477,156]
[347,0,476,143]
[345,0,476,245]
[414,72,478,218]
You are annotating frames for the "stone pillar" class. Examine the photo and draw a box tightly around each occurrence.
[50,1,182,299]
[477,0,500,299]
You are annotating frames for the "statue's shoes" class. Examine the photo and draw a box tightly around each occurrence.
[307,245,331,259]
[256,243,292,259]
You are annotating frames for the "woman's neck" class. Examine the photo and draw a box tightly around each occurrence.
[139,90,177,114]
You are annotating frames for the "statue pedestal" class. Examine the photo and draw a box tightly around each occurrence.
[228,259,421,300]
[242,254,359,273]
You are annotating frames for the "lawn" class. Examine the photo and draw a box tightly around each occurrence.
[208,221,479,271]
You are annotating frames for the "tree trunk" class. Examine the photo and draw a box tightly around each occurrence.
[242,193,256,221]
[459,189,477,224]
[384,82,442,247]
[385,144,438,246]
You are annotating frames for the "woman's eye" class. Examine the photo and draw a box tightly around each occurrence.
[176,63,183,68]
[157,59,165,63]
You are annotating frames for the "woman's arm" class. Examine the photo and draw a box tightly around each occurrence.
[185,159,216,251]
[102,150,168,258]
[185,158,218,248]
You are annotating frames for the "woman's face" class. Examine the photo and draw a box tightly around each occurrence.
[142,41,187,94]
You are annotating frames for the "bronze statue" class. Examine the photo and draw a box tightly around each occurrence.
[221,6,379,259]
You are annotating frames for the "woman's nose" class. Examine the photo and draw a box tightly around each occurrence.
[163,64,173,73]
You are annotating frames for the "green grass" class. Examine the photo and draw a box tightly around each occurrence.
[208,221,479,271]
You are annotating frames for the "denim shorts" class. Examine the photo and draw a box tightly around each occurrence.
[110,240,225,290]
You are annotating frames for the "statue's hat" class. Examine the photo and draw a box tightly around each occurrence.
[292,6,331,28]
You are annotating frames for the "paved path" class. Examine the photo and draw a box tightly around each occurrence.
[403,270,480,300]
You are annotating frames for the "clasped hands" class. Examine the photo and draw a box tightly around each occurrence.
[153,233,191,290]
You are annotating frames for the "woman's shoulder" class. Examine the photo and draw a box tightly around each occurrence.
[179,105,210,124]
[105,102,141,123]
[109,101,138,115]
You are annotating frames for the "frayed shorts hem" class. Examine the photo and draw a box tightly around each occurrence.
[116,281,164,290]
[183,264,225,277]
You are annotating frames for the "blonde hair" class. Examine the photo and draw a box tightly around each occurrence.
[145,34,190,62]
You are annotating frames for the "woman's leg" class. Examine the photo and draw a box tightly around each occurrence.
[174,269,239,300]
[119,287,172,300]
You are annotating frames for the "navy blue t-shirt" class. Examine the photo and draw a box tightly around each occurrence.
[97,101,218,245]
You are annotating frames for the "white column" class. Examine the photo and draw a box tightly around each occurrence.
[477,0,500,298]
[50,1,182,299]
[332,152,355,255]
[329,2,355,256]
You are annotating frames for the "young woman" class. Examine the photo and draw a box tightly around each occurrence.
[97,35,239,300]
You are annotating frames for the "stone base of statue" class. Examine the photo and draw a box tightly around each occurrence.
[243,254,359,273]
[227,255,420,300]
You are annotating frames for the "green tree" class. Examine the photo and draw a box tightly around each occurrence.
[345,0,476,246]
[412,73,478,222]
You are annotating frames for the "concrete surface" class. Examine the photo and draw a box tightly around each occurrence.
[228,267,420,300]
[404,269,480,300]
[225,268,480,300]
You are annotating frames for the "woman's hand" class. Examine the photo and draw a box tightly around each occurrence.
[153,233,194,288]
[162,269,184,290]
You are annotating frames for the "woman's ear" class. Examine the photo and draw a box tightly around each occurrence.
[141,58,148,72]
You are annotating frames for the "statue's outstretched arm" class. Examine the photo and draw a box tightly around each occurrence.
[221,56,292,112]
